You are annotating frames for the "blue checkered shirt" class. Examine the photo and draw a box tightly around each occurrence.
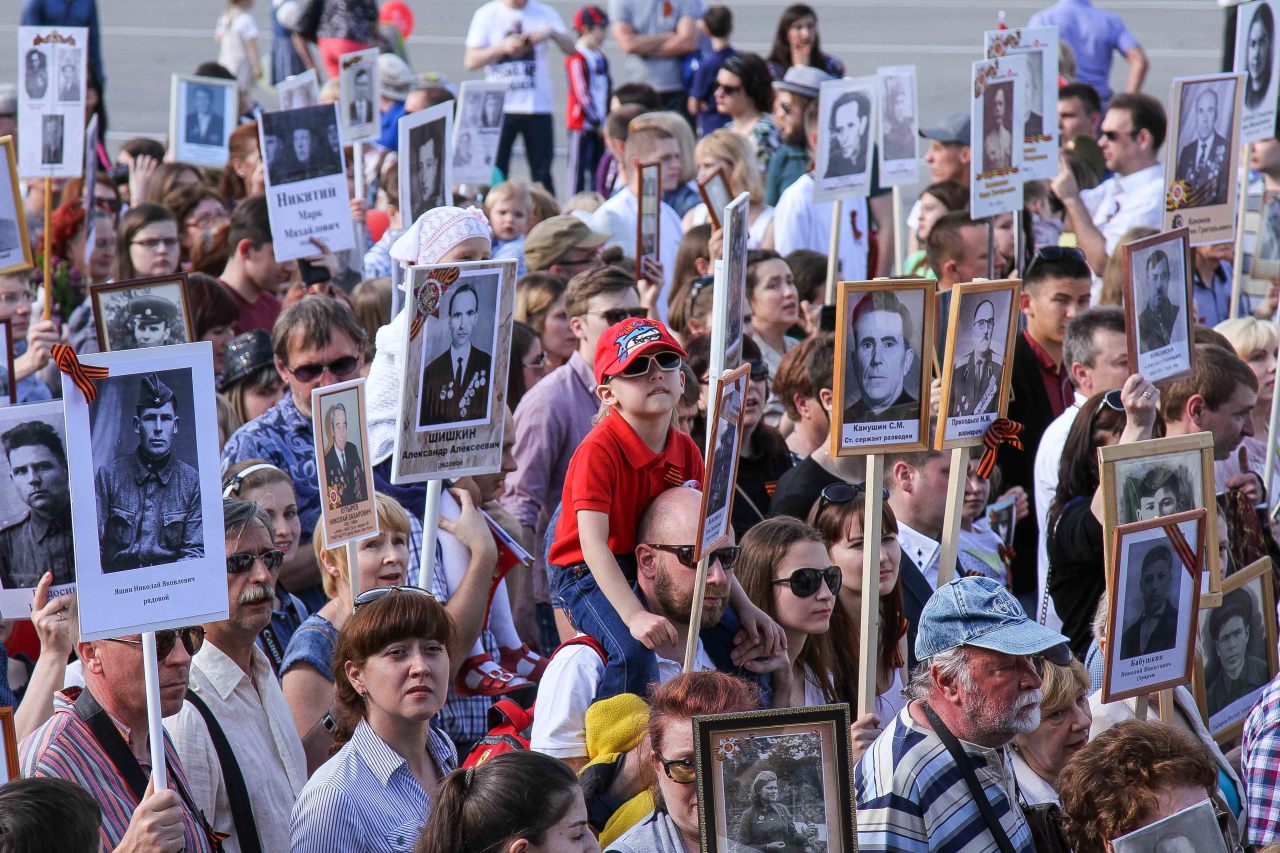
[222,394,321,546]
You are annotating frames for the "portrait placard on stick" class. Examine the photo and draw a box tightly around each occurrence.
[62,343,229,641]
[831,279,936,456]
[1162,73,1245,245]
[1101,509,1204,704]
[89,274,195,352]
[399,102,453,225]
[17,26,87,179]
[697,167,732,230]
[169,75,237,168]
[1254,190,1280,280]
[1235,0,1279,144]
[935,279,1020,448]
[312,378,379,547]
[637,160,662,270]
[697,364,749,560]
[814,76,877,202]
[0,137,32,276]
[0,400,72,618]
[984,27,1059,181]
[876,66,919,187]
[970,55,1027,219]
[339,48,381,145]
[1122,228,1196,384]
[82,115,98,257]
[452,81,508,187]
[716,193,750,372]
[393,259,516,483]
[693,704,856,853]
[1193,556,1277,743]
[1099,432,1222,598]
[260,103,354,262]
[278,69,320,110]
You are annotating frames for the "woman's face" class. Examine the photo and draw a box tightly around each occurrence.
[771,539,837,635]
[234,145,265,197]
[240,480,300,560]
[355,526,409,593]
[0,275,33,339]
[1246,344,1277,405]
[524,789,599,853]
[748,259,799,327]
[241,375,286,421]
[202,324,236,375]
[760,779,780,802]
[540,294,577,362]
[917,192,950,241]
[522,338,549,392]
[128,219,180,276]
[184,197,229,253]
[714,70,747,118]
[827,513,901,600]
[696,154,734,187]
[88,215,116,282]
[787,15,817,53]
[346,633,450,725]
[653,719,700,842]
[962,459,992,524]
[1014,683,1091,781]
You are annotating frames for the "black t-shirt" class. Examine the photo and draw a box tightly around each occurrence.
[1047,495,1106,659]
[769,454,842,521]
[734,429,795,537]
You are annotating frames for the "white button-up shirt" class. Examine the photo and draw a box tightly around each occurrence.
[774,172,870,283]
[1080,162,1164,256]
[167,642,307,853]
[896,521,941,589]
[1034,391,1086,632]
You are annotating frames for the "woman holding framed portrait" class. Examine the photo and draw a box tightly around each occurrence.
[681,131,776,250]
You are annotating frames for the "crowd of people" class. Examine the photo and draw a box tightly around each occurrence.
[2,0,1280,851]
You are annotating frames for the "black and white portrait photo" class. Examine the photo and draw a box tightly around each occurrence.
[1126,231,1194,382]
[699,366,748,557]
[91,278,193,352]
[1174,81,1237,208]
[41,115,64,166]
[322,397,366,509]
[1113,450,1204,529]
[947,289,1012,419]
[170,75,237,168]
[825,89,871,178]
[814,76,876,201]
[0,138,30,275]
[1023,51,1045,138]
[400,103,452,223]
[1111,798,1229,853]
[480,91,503,128]
[262,105,343,186]
[1202,584,1270,720]
[1237,0,1279,142]
[1256,192,1280,277]
[1119,541,1181,659]
[185,84,224,147]
[986,494,1017,548]
[260,103,354,263]
[57,50,81,103]
[23,49,48,100]
[639,161,660,262]
[842,290,922,425]
[880,71,917,163]
[1138,249,1182,351]
[312,379,378,545]
[279,70,319,111]
[18,28,87,181]
[417,274,499,429]
[339,48,380,145]
[0,403,72,591]
[347,66,375,127]
[982,81,1014,174]
[452,81,507,185]
[90,370,203,574]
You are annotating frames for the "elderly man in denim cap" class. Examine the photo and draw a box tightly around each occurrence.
[855,576,1071,852]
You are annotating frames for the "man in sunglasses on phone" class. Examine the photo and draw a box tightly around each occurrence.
[166,499,307,853]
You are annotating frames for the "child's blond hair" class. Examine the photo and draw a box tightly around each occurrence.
[483,181,533,219]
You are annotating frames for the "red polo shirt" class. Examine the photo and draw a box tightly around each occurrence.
[221,279,282,335]
[548,410,704,572]
[1023,330,1072,419]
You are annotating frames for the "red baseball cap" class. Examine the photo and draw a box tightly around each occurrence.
[574,5,608,32]
[594,317,686,385]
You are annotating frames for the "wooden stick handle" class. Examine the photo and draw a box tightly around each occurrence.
[825,198,843,305]
[936,447,968,587]
[857,454,885,718]
[42,177,52,321]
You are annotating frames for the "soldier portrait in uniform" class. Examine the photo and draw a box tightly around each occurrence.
[322,401,366,508]
[842,290,920,425]
[41,115,63,167]
[937,280,1017,446]
[1175,83,1235,208]
[948,297,1005,418]
[184,85,224,147]
[880,73,916,163]
[417,276,499,429]
[982,81,1014,174]
[1125,230,1194,383]
[92,371,203,573]
[0,410,72,590]
[1119,542,1181,660]
[1138,250,1184,352]
[90,276,194,352]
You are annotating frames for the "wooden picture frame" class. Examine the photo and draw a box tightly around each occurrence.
[934,278,1020,449]
[0,321,16,407]
[0,137,33,276]
[1098,432,1222,602]
[1122,228,1196,385]
[88,274,195,353]
[1101,508,1205,705]
[636,159,662,270]
[697,166,732,230]
[0,707,17,783]
[696,363,750,561]
[1253,190,1280,280]
[831,278,936,456]
[694,704,856,853]
[1193,556,1278,744]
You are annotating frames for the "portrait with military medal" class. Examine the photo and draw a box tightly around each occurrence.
[89,273,194,352]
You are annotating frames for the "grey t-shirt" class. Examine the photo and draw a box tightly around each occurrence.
[609,0,703,94]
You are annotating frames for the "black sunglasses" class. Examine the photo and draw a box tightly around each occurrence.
[1024,245,1087,281]
[816,482,889,516]
[656,752,696,784]
[614,350,682,378]
[748,359,769,383]
[647,543,741,570]
[107,626,206,659]
[288,355,360,383]
[353,585,438,610]
[587,306,648,326]
[1100,128,1138,142]
[771,565,842,598]
[1087,387,1126,435]
[226,549,286,574]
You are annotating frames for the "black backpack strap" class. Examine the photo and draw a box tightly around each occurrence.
[923,703,1020,853]
[185,692,263,853]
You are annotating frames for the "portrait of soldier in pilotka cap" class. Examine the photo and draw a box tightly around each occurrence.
[93,371,203,573]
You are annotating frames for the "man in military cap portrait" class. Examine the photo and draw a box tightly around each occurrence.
[0,420,73,588]
[94,373,203,573]
[420,283,493,427]
[125,294,181,349]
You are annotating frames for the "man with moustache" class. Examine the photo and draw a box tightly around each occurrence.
[949,298,1003,417]
[856,576,1071,853]
[1138,250,1182,352]
[166,500,307,853]
[0,420,73,587]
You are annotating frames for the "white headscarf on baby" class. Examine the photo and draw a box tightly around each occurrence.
[389,206,492,267]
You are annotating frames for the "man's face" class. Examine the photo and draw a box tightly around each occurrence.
[263,134,281,162]
[973,301,995,356]
[994,87,1007,121]
[648,138,684,195]
[1099,108,1145,174]
[832,99,866,160]
[1058,96,1099,140]
[194,89,211,114]
[891,88,910,122]
[418,137,438,199]
[1195,91,1219,141]
[354,71,372,101]
[292,128,311,162]
[132,317,166,347]
[8,444,68,515]
[1024,276,1092,346]
[651,533,733,629]
[1200,383,1258,459]
[134,403,177,458]
[483,94,503,125]
[87,632,192,717]
[573,289,643,355]
[449,289,479,349]
[773,91,806,146]
[1250,137,1280,172]
[279,331,364,417]
[951,647,1044,742]
[331,406,348,449]
[1137,485,1179,520]
[924,140,968,183]
[1140,554,1173,615]
[1146,256,1171,302]
[853,308,910,409]
[1216,614,1249,679]
[1250,18,1271,82]
[1079,329,1130,395]
[223,520,278,637]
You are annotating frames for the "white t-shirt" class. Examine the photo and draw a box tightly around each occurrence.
[774,173,870,282]
[530,637,715,759]
[465,0,566,115]
[216,10,259,93]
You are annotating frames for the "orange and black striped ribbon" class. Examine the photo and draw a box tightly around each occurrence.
[52,343,109,403]
[975,418,1023,479]
[1161,521,1199,577]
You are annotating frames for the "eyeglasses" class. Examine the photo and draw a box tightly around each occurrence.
[131,236,180,251]
[771,565,842,598]
[646,543,742,570]
[106,626,206,658]
[1100,128,1138,142]
[1024,245,1087,281]
[353,585,438,610]
[585,306,648,326]
[716,83,742,95]
[613,350,682,378]
[815,482,889,516]
[0,291,36,307]
[226,549,285,574]
[287,355,361,383]
[523,350,548,368]
[186,211,228,230]
[656,752,697,784]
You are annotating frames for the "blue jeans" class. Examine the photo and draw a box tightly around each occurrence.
[553,560,746,701]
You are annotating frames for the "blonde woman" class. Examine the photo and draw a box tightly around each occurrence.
[682,130,776,250]
[629,111,702,218]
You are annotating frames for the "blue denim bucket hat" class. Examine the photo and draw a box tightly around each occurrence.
[915,576,1072,665]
